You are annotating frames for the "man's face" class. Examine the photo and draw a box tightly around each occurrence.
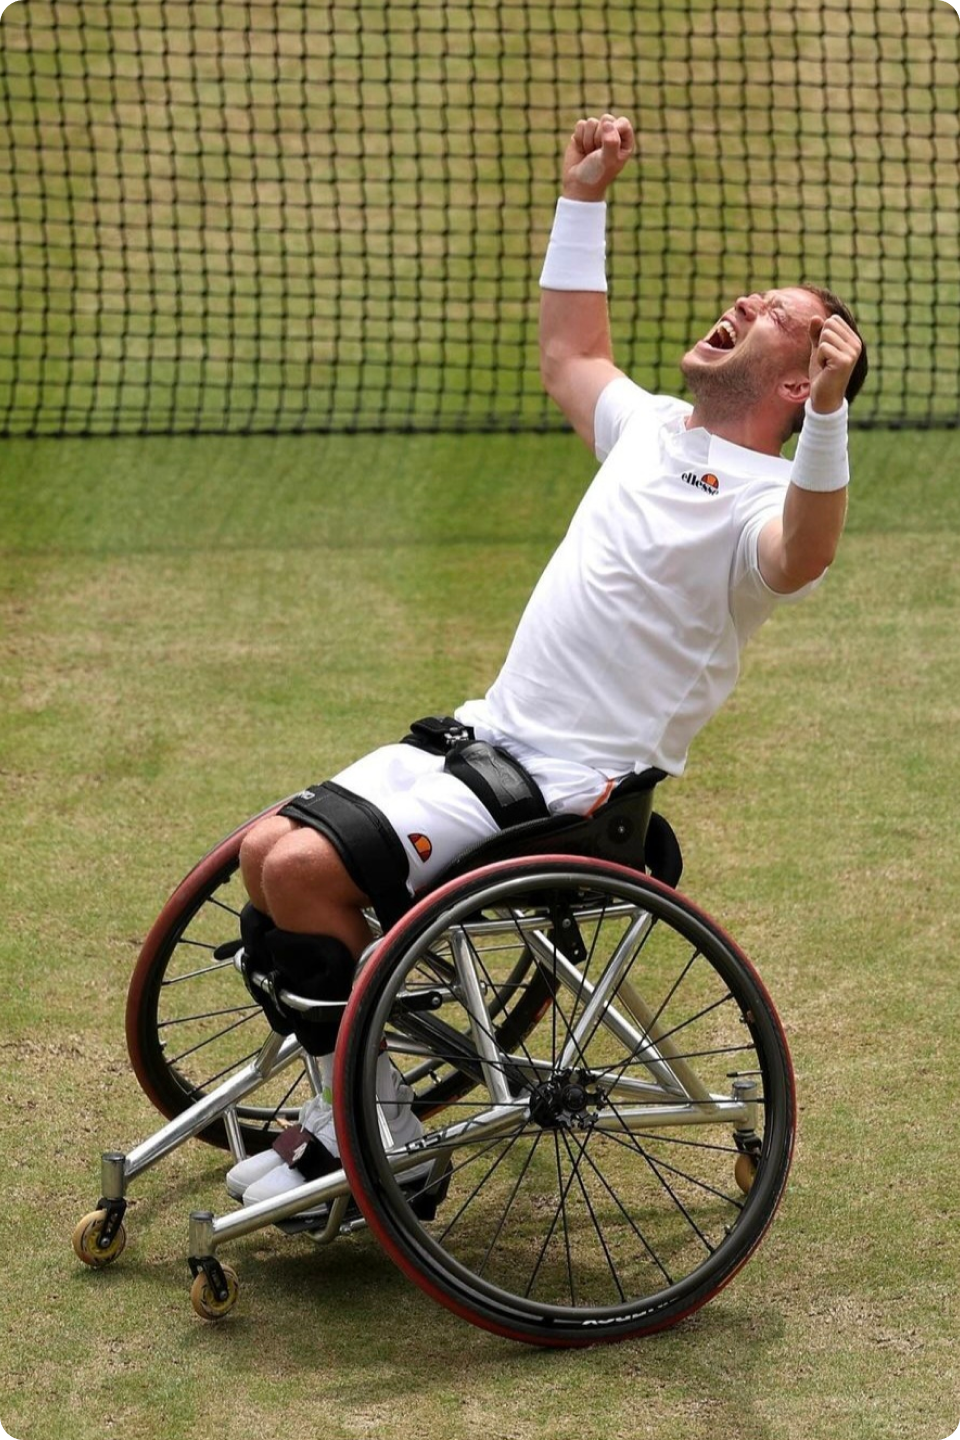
[680,287,829,415]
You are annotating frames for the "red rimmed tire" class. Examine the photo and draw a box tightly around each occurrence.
[336,856,795,1347]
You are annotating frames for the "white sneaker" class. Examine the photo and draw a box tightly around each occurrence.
[226,1090,333,1201]
[266,1054,423,1162]
[243,1160,318,1206]
[233,1055,424,1207]
[225,1148,285,1201]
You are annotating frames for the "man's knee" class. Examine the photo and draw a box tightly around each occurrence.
[239,815,297,888]
[235,914,355,1054]
[260,828,367,910]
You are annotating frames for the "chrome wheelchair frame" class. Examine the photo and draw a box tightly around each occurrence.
[74,784,795,1347]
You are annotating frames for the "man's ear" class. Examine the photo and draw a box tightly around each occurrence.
[779,372,811,405]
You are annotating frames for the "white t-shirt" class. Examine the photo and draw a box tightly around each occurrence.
[458,376,819,779]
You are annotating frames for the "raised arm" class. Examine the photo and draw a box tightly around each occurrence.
[757,314,864,593]
[539,114,635,449]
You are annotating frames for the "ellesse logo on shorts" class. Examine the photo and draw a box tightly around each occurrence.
[681,470,720,495]
[409,833,433,862]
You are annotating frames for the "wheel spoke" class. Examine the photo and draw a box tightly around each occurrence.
[595,1124,746,1212]
[163,1008,265,1067]
[554,1131,579,1305]
[559,1129,626,1302]
[158,1002,260,1028]
[602,1094,725,1252]
[439,1127,545,1253]
[523,1129,589,1300]
[561,1124,674,1285]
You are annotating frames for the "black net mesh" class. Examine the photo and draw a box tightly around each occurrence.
[0,0,957,436]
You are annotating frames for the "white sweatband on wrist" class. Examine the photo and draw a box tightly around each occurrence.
[539,197,608,292]
[790,399,850,492]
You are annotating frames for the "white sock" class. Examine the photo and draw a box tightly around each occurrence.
[318,1052,335,1102]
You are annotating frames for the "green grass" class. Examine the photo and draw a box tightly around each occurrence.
[2,3,958,1432]
[2,425,960,1440]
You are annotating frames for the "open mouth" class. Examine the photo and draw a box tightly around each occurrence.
[702,318,737,351]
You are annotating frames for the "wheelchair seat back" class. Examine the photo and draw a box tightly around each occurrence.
[428,765,682,892]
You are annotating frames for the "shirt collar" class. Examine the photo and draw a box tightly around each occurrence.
[706,430,791,479]
[666,411,791,479]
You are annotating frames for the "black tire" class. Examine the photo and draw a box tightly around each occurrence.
[125,816,559,1152]
[336,856,795,1347]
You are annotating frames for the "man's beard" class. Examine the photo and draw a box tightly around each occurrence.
[679,346,776,423]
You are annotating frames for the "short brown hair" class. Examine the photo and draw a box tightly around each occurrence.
[800,284,869,407]
[783,286,867,438]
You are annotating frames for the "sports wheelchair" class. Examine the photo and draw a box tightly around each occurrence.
[73,773,795,1347]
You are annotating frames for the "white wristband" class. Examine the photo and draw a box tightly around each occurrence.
[790,400,850,492]
[539,198,608,292]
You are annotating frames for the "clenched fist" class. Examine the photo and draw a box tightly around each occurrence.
[562,114,635,202]
[808,314,863,414]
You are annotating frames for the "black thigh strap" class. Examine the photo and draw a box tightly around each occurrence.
[278,781,411,930]
[444,740,549,830]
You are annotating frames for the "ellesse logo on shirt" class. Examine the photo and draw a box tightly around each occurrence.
[681,470,720,495]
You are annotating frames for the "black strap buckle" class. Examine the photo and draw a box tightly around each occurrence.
[402,714,474,755]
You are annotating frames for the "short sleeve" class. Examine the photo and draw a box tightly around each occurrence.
[730,505,824,641]
[593,376,654,462]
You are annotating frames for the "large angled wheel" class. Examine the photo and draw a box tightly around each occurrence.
[125,810,558,1152]
[336,857,795,1347]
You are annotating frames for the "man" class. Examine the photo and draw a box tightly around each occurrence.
[226,114,866,1203]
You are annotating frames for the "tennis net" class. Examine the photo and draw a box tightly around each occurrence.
[0,0,956,435]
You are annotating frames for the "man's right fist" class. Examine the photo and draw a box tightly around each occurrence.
[562,114,635,202]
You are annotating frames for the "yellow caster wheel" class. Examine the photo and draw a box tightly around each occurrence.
[72,1209,127,1268]
[734,1153,759,1195]
[190,1264,240,1320]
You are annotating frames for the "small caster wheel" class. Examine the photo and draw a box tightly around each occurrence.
[72,1209,127,1268]
[190,1264,240,1320]
[734,1152,759,1195]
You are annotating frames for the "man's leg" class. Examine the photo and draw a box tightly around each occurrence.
[236,744,504,1050]
[235,815,371,1061]
[240,816,373,958]
[227,817,366,1198]
[229,813,408,1200]
[226,746,503,1201]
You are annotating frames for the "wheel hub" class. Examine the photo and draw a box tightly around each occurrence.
[528,1071,593,1130]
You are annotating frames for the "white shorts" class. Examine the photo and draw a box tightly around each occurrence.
[331,726,617,897]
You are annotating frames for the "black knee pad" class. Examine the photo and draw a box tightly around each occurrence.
[240,901,272,952]
[235,903,294,1035]
[267,929,356,1055]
